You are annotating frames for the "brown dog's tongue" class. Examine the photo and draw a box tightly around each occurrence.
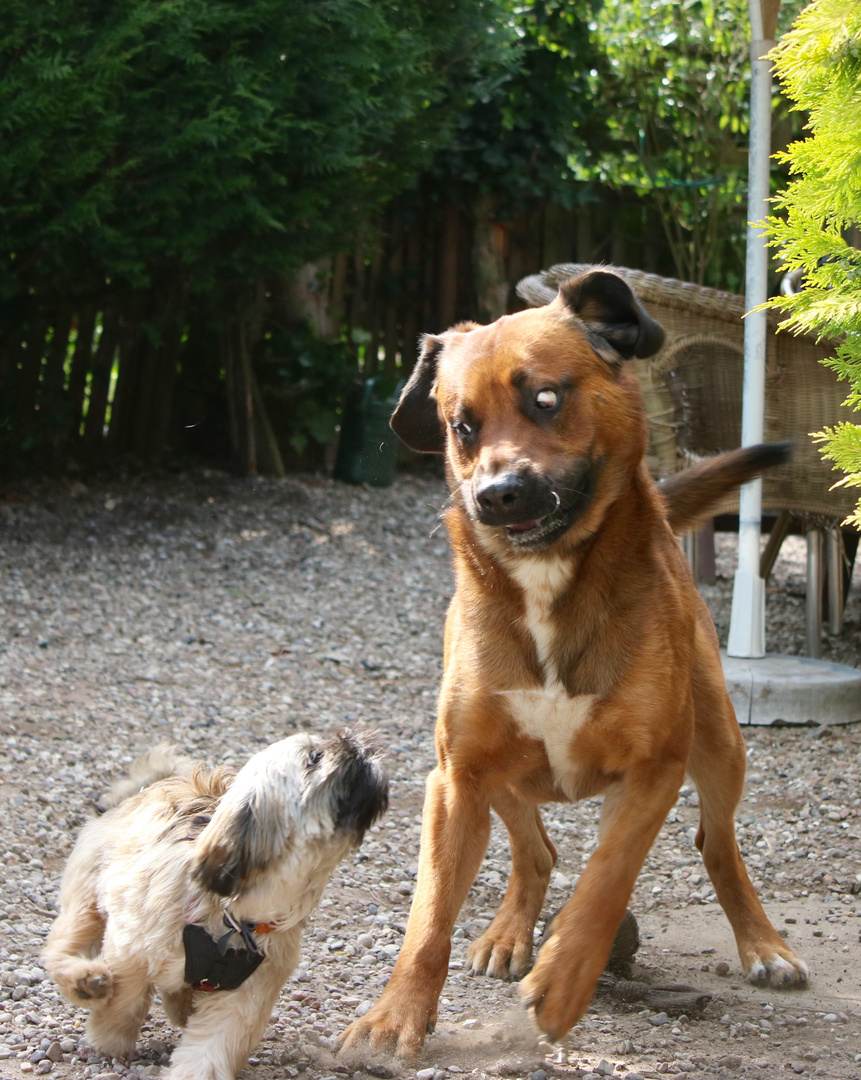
[507,519,541,534]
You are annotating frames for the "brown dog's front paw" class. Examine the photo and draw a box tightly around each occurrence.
[467,933,532,981]
[339,998,437,1059]
[75,970,112,1001]
[744,947,809,989]
[519,937,598,1042]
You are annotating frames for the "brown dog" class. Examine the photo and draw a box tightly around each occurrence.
[340,270,807,1057]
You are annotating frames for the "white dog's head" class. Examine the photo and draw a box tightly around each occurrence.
[192,730,388,904]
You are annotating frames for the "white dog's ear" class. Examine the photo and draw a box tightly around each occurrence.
[193,793,293,897]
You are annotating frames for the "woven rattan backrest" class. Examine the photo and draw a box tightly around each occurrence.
[516,264,857,523]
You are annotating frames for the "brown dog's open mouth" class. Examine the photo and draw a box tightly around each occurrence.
[502,464,600,551]
[503,512,563,549]
[506,518,544,535]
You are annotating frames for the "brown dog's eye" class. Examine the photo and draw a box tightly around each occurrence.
[451,419,473,440]
[536,389,558,410]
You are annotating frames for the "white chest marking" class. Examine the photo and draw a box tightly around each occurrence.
[509,556,572,680]
[504,556,591,794]
[504,689,597,795]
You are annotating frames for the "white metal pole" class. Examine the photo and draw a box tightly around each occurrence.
[727,2,775,658]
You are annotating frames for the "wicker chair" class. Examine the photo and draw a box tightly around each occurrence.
[516,264,859,655]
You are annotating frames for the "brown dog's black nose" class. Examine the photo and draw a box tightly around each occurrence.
[473,471,556,527]
[476,472,525,518]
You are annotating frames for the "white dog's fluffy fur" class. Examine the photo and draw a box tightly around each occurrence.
[43,731,387,1080]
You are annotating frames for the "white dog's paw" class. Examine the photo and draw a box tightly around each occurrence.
[165,1060,221,1080]
[75,968,112,1001]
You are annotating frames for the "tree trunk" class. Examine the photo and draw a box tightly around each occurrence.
[107,294,147,451]
[439,203,460,328]
[41,310,73,411]
[249,361,285,477]
[144,317,184,460]
[472,193,509,324]
[224,319,286,476]
[14,311,48,429]
[83,310,119,446]
[67,307,97,439]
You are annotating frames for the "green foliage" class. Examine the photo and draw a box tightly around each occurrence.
[581,0,802,288]
[0,0,503,303]
[0,0,517,469]
[257,327,355,457]
[428,0,603,213]
[762,0,861,527]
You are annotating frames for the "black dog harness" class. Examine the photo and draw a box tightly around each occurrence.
[183,912,275,992]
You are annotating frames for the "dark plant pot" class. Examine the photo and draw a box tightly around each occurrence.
[333,376,403,487]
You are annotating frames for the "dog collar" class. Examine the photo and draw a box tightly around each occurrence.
[183,912,274,992]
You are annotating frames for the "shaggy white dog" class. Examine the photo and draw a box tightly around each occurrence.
[43,731,388,1080]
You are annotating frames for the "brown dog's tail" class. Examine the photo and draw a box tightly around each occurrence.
[658,442,792,533]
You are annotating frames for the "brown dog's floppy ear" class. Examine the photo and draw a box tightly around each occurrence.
[390,335,447,454]
[558,271,665,361]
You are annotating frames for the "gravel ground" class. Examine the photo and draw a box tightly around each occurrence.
[1,470,860,1080]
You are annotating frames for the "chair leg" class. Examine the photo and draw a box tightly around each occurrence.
[826,527,844,637]
[697,519,716,586]
[806,528,823,658]
[683,530,699,582]
[760,509,792,582]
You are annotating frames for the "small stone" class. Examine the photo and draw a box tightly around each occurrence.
[595,1062,615,1077]
[495,1061,530,1077]
[46,1042,63,1063]
[715,961,730,976]
[648,1012,669,1026]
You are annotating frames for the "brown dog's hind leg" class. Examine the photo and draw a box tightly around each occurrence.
[339,765,492,1057]
[467,790,556,981]
[688,663,808,988]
